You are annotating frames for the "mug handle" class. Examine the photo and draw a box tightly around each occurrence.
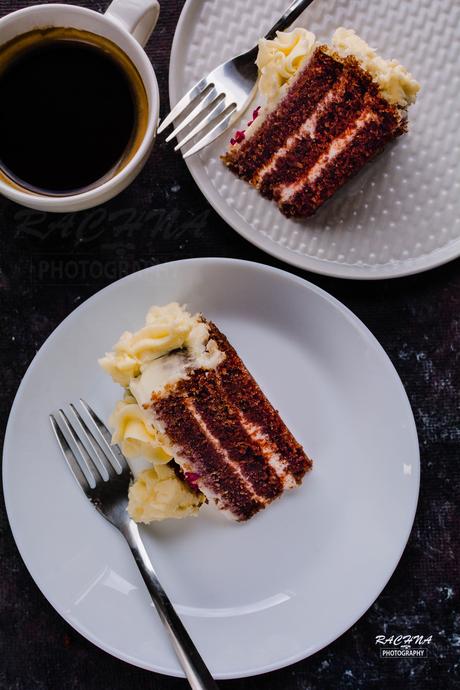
[105,0,160,46]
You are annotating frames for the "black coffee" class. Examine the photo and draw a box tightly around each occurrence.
[0,29,147,195]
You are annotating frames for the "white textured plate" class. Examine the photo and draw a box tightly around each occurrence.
[3,259,419,678]
[169,0,460,279]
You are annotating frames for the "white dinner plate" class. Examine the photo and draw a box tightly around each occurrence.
[169,0,460,279]
[3,258,419,678]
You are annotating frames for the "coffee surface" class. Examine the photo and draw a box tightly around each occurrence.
[0,37,138,194]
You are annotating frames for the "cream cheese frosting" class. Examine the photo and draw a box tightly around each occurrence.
[131,339,223,408]
[99,302,224,387]
[99,303,225,522]
[255,26,419,108]
[257,28,316,101]
[109,395,172,464]
[128,464,204,523]
[331,28,419,107]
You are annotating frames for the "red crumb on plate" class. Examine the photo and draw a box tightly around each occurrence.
[229,106,261,145]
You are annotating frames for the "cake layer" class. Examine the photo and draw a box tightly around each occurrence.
[279,93,402,217]
[223,46,405,218]
[101,304,312,522]
[152,391,265,520]
[207,323,310,484]
[149,321,312,521]
[225,49,343,183]
[258,61,371,197]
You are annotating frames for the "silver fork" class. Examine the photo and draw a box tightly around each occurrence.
[50,400,218,690]
[158,0,316,158]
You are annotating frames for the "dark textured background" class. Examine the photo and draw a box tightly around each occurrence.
[0,1,459,688]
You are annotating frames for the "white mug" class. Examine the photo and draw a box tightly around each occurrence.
[0,0,160,212]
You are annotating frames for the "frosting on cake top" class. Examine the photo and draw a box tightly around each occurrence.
[256,27,420,108]
[331,28,419,107]
[257,28,316,102]
[99,302,223,387]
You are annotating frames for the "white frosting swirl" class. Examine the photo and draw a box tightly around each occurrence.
[99,303,222,523]
[128,465,204,523]
[109,396,172,464]
[256,28,316,101]
[332,28,420,107]
[99,302,223,387]
[254,26,419,108]
[108,395,202,522]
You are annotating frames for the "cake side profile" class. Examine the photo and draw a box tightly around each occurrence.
[223,28,420,218]
[100,304,312,522]
[146,321,311,520]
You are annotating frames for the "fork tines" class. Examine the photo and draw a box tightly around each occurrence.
[158,78,237,158]
[50,400,130,495]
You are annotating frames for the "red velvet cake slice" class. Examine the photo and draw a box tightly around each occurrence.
[100,303,312,522]
[223,27,419,218]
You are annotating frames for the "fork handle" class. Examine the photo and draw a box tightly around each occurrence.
[122,520,219,690]
[264,0,316,40]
